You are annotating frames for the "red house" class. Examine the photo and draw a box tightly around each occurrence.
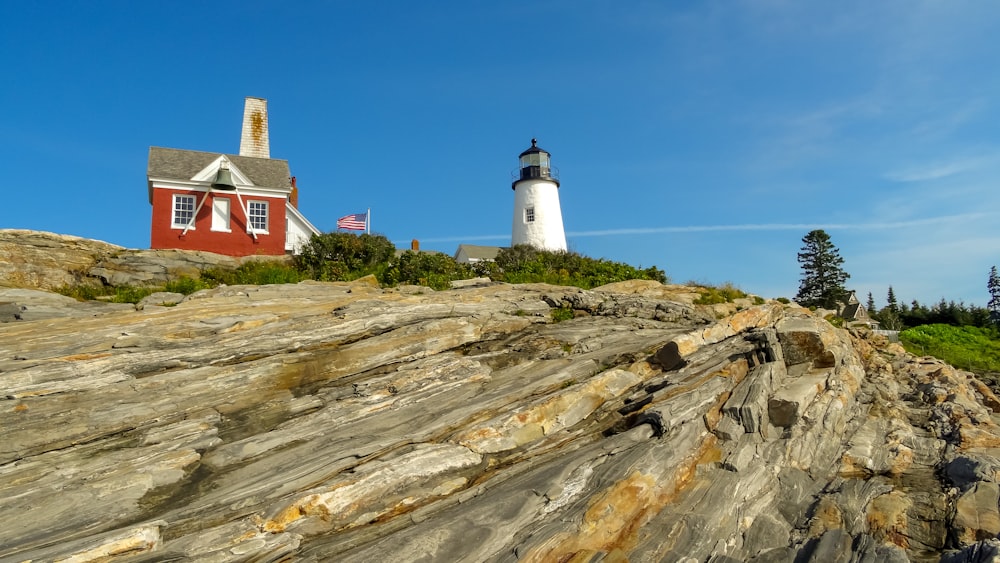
[147,98,319,256]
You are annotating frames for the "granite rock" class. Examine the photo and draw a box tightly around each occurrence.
[2,234,1000,562]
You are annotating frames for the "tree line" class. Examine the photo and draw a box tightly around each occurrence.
[794,229,999,332]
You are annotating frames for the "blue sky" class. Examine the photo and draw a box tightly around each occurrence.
[2,1,998,307]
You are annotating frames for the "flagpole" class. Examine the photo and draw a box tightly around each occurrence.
[366,207,371,234]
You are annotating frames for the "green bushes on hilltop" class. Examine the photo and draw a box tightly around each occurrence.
[293,235,667,290]
[490,244,667,289]
[56,234,670,302]
[384,250,473,290]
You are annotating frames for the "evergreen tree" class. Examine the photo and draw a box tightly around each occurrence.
[795,229,850,309]
[989,266,1000,325]
[866,292,876,313]
[876,286,902,330]
[886,286,899,314]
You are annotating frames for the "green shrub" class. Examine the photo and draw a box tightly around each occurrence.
[294,232,396,281]
[164,276,213,295]
[203,261,303,286]
[383,251,475,290]
[110,286,156,304]
[551,306,575,323]
[492,245,667,289]
[776,297,791,304]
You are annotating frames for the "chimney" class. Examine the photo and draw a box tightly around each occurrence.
[239,97,270,159]
[289,176,299,207]
[411,239,420,251]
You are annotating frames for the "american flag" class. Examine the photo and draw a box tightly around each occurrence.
[337,212,367,231]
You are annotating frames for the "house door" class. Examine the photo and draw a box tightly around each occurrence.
[212,197,231,232]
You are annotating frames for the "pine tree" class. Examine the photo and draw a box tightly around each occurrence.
[880,285,902,330]
[866,292,875,313]
[988,266,1000,325]
[795,229,850,309]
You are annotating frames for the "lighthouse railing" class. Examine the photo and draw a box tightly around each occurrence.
[510,166,560,183]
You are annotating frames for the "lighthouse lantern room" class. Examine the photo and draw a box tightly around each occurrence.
[511,139,567,252]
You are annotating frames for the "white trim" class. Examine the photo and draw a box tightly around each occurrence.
[285,204,321,253]
[190,156,255,186]
[286,204,321,236]
[150,180,289,200]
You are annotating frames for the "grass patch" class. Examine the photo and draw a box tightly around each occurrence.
[55,283,114,301]
[164,276,213,295]
[203,260,303,286]
[691,282,748,305]
[110,286,156,304]
[900,324,1000,374]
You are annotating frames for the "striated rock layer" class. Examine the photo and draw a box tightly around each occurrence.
[0,229,253,290]
[2,277,1000,562]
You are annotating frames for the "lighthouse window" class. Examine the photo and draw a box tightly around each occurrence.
[248,200,269,233]
[525,207,535,223]
[172,195,196,229]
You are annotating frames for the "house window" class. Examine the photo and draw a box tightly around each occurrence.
[172,194,196,229]
[212,197,231,232]
[248,200,269,233]
[525,206,535,223]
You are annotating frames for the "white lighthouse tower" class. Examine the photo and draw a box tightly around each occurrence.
[511,139,567,251]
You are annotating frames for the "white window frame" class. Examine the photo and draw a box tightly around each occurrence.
[525,206,535,223]
[247,200,269,234]
[172,194,196,229]
[211,197,231,232]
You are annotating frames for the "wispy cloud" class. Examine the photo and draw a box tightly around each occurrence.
[402,212,993,244]
[567,213,991,237]
[884,154,990,182]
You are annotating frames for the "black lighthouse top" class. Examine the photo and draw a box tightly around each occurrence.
[513,138,560,189]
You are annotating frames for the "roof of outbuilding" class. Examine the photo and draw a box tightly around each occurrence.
[840,302,864,320]
[147,147,291,189]
[454,244,504,261]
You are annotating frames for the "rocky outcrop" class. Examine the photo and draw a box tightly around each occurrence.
[0,229,254,289]
[3,243,1000,561]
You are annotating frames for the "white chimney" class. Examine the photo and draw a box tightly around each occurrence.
[239,97,270,159]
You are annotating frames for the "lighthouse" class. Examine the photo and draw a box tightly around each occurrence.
[511,139,567,251]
